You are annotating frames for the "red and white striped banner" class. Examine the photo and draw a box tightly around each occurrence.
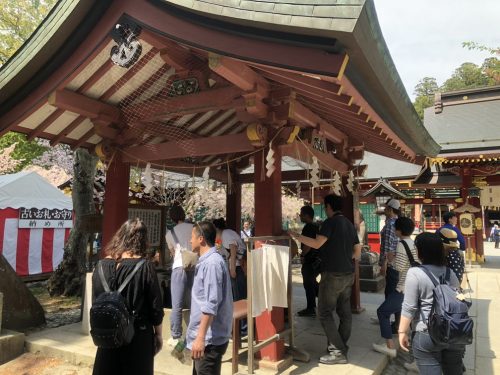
[0,208,70,276]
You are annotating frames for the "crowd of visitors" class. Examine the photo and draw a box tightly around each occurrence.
[90,195,473,374]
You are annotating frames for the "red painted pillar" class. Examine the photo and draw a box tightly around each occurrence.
[102,154,130,254]
[254,146,284,361]
[226,181,242,233]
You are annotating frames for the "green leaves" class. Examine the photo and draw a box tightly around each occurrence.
[413,44,500,120]
[0,132,48,172]
[0,0,57,66]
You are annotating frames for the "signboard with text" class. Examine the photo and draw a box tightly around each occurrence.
[18,207,73,229]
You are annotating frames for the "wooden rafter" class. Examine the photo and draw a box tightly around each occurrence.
[289,100,347,145]
[27,109,66,141]
[332,75,416,159]
[281,141,349,173]
[125,86,243,124]
[255,66,342,95]
[122,132,255,162]
[209,55,279,118]
[120,64,172,107]
[257,68,351,106]
[50,116,86,146]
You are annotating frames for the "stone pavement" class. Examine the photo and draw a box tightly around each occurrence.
[381,241,499,375]
[23,269,389,375]
[466,241,500,374]
[20,246,500,374]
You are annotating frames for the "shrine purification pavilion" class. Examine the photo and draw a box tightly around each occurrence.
[0,0,439,365]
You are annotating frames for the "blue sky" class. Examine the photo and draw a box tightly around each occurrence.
[374,0,500,99]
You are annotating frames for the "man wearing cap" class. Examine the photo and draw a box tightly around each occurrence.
[380,199,401,295]
[440,212,466,251]
[438,227,465,283]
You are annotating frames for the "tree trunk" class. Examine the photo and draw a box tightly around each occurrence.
[47,148,97,297]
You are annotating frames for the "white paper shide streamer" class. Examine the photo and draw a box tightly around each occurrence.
[202,167,210,189]
[310,156,319,188]
[143,163,154,194]
[265,142,276,178]
[346,170,355,193]
[332,171,342,196]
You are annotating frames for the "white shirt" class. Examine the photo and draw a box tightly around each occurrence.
[241,229,252,239]
[166,222,194,269]
[222,229,246,266]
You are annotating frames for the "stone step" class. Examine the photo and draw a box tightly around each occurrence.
[360,276,385,293]
[359,264,381,279]
[0,330,25,365]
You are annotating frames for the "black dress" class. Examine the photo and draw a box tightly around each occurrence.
[92,258,164,375]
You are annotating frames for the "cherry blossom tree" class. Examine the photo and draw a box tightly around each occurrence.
[0,144,22,174]
[31,140,74,176]
[185,183,304,224]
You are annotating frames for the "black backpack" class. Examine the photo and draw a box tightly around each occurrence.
[420,266,473,345]
[90,259,145,349]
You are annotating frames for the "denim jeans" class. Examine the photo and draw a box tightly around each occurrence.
[412,331,465,375]
[301,261,319,309]
[377,291,404,339]
[170,267,194,339]
[384,267,399,297]
[384,267,400,329]
[318,272,354,355]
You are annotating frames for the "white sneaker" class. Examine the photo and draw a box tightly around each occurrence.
[370,317,379,325]
[372,343,397,358]
[167,337,179,347]
[404,361,419,373]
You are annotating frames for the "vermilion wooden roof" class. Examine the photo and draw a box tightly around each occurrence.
[0,0,440,181]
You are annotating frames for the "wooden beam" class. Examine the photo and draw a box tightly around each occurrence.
[48,89,121,123]
[162,160,229,183]
[255,66,342,95]
[289,100,347,145]
[120,122,201,144]
[124,86,243,123]
[209,54,269,94]
[257,68,351,105]
[281,141,349,173]
[122,132,254,162]
[92,117,120,140]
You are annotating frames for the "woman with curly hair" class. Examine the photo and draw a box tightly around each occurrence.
[92,218,164,375]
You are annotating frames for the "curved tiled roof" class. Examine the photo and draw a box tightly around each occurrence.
[0,0,440,160]
[156,0,440,157]
[159,0,363,34]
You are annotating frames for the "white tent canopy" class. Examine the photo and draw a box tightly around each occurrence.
[0,171,72,210]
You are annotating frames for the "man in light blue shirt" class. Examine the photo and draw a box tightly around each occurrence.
[187,221,233,375]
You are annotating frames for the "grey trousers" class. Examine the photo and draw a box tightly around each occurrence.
[318,272,354,355]
[170,267,194,339]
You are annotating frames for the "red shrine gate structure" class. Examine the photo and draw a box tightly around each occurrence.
[0,0,439,366]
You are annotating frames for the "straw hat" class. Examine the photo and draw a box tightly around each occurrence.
[438,228,459,249]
